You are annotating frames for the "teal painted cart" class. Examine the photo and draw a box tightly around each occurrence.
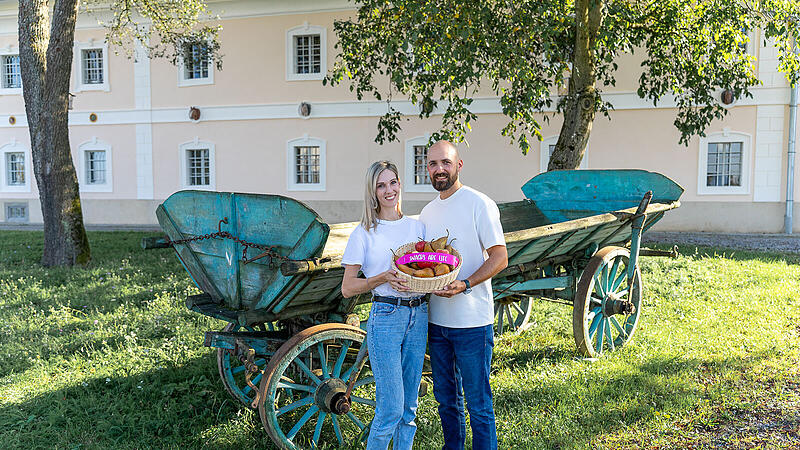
[151,169,682,449]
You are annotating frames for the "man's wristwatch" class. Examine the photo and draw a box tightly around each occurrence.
[461,279,472,294]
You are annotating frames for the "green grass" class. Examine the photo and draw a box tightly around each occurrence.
[1,232,799,449]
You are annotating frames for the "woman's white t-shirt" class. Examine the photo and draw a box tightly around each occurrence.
[341,216,425,298]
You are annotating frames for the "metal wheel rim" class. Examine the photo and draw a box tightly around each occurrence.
[493,296,533,335]
[258,324,375,450]
[573,247,642,357]
[216,322,273,408]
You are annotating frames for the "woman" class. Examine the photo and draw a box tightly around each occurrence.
[341,160,428,450]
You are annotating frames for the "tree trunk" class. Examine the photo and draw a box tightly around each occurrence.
[549,0,605,171]
[19,0,90,266]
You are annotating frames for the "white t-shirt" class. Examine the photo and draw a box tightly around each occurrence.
[341,216,426,298]
[419,186,506,328]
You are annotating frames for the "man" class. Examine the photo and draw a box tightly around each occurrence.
[419,140,508,450]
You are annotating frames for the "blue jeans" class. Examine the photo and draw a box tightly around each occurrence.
[366,300,428,450]
[429,323,497,450]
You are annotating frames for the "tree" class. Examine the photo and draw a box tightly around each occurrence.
[17,0,220,266]
[326,0,800,170]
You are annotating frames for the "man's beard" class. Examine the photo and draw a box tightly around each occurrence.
[432,171,457,191]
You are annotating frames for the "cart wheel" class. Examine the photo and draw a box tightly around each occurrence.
[493,296,533,335]
[258,324,375,450]
[573,246,642,357]
[217,322,274,408]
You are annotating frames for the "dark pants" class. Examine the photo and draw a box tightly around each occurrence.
[428,323,497,450]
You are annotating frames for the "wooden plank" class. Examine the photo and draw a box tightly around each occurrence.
[498,200,551,232]
[522,170,684,214]
[502,202,678,245]
[156,204,225,301]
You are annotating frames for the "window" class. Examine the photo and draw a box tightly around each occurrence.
[697,130,751,195]
[0,141,30,192]
[82,48,104,85]
[294,146,320,184]
[77,139,112,192]
[540,136,588,172]
[287,137,326,191]
[706,142,742,187]
[404,136,435,192]
[294,35,321,75]
[178,42,214,86]
[85,150,106,184]
[1,54,21,90]
[187,148,210,186]
[5,203,28,223]
[286,25,326,81]
[74,42,109,91]
[179,140,215,189]
[5,152,24,186]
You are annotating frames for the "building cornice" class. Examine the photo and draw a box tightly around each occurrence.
[0,87,793,129]
[0,0,355,35]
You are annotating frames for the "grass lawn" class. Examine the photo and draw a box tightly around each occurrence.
[0,231,798,449]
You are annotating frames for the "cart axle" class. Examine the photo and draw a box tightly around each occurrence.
[603,295,636,316]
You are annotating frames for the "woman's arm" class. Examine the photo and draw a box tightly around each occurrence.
[341,264,409,298]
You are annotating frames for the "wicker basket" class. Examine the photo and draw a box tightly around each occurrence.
[392,242,462,293]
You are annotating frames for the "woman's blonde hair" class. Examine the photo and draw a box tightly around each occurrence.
[361,161,402,231]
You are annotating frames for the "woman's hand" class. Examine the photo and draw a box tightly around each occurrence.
[382,269,410,292]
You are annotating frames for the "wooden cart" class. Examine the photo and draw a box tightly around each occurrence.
[150,169,682,449]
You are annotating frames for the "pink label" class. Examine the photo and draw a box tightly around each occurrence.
[396,252,459,267]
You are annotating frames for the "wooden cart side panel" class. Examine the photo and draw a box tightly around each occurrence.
[521,170,684,224]
[159,191,329,311]
[498,200,552,232]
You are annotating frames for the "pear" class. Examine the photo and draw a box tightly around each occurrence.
[414,268,435,278]
[396,263,415,275]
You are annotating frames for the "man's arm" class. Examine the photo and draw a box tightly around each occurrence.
[433,245,508,298]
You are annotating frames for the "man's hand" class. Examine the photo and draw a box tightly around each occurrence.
[433,280,467,298]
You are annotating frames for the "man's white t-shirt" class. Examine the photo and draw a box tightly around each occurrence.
[420,186,505,328]
[341,216,426,298]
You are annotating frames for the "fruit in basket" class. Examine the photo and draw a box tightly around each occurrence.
[413,268,435,278]
[423,242,434,253]
[417,260,435,269]
[396,263,415,275]
[434,264,451,276]
[415,240,427,252]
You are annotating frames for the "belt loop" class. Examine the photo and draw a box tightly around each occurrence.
[395,297,402,307]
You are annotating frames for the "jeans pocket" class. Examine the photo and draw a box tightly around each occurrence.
[371,302,398,317]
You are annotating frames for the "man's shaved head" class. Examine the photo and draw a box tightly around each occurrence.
[428,140,459,161]
[426,140,463,194]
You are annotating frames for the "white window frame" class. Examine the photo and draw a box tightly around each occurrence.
[74,40,110,92]
[287,136,326,191]
[697,130,751,195]
[540,136,588,173]
[77,137,113,193]
[286,24,327,82]
[177,41,214,87]
[0,47,22,95]
[179,138,216,190]
[404,135,436,193]
[0,140,30,193]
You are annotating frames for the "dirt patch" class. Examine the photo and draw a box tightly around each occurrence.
[644,231,800,254]
[695,379,800,449]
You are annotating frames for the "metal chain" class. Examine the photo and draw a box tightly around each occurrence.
[167,217,289,263]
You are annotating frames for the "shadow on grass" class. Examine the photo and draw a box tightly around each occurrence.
[0,354,274,449]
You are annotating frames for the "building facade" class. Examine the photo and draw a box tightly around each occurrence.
[0,0,798,232]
